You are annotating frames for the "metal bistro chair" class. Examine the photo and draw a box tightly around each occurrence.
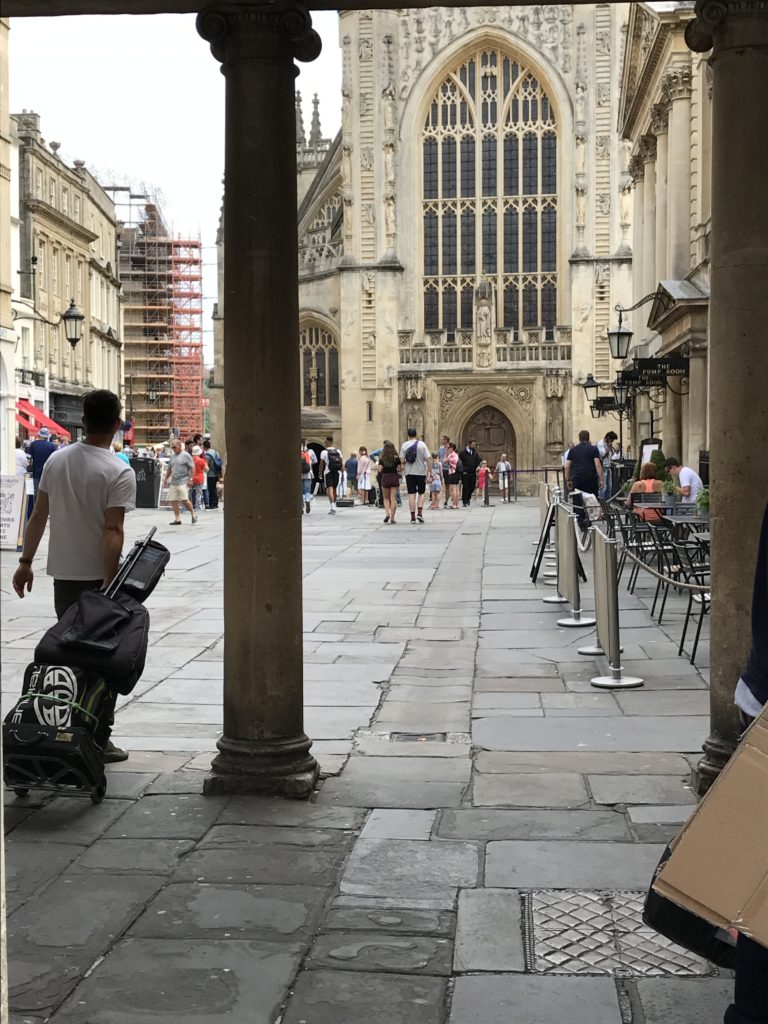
[644,519,678,623]
[672,540,711,665]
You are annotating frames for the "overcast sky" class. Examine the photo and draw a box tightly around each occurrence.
[9,13,342,361]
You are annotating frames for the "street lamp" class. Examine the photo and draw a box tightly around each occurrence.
[607,309,633,361]
[60,298,85,350]
[582,373,600,403]
[613,373,630,410]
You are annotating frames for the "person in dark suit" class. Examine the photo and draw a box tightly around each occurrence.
[458,439,481,507]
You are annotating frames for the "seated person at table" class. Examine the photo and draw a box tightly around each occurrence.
[629,462,664,521]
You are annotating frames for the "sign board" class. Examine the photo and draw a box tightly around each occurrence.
[0,475,26,550]
[630,357,690,386]
[641,440,661,466]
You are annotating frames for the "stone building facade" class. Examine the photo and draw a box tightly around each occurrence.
[214,5,636,479]
[12,111,122,440]
[619,1,710,470]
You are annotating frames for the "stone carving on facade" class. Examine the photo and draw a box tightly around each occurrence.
[361,147,374,171]
[504,384,533,408]
[597,193,610,216]
[545,373,566,400]
[440,385,470,416]
[574,80,587,127]
[403,374,425,402]
[595,261,610,288]
[650,100,670,135]
[574,185,588,256]
[384,144,395,185]
[596,135,610,161]
[383,84,396,134]
[363,203,375,226]
[546,397,565,446]
[362,270,375,297]
[359,38,372,61]
[475,279,494,369]
[397,5,574,97]
[616,179,633,257]
[343,197,353,245]
[575,134,587,177]
[596,28,611,55]
[359,92,371,118]
[363,332,376,350]
[404,402,425,439]
[662,63,693,101]
[628,154,644,184]
[596,82,611,107]
[639,133,657,164]
[623,7,660,118]
[384,195,397,252]
[342,92,352,139]
[341,146,352,189]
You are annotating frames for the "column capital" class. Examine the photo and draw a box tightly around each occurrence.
[650,100,670,135]
[638,133,657,164]
[628,154,645,183]
[197,1,322,67]
[662,63,693,101]
[686,0,768,53]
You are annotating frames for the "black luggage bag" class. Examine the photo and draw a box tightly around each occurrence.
[4,529,170,803]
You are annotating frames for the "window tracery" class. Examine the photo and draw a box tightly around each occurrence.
[300,325,339,408]
[422,48,558,338]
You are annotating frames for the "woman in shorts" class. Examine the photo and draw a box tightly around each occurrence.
[445,442,461,509]
[357,446,371,506]
[377,441,401,524]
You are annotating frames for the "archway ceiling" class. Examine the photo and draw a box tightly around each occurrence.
[8,0,606,15]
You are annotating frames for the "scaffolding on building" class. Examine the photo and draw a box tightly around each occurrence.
[104,186,204,446]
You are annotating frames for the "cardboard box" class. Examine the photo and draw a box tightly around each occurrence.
[654,705,768,945]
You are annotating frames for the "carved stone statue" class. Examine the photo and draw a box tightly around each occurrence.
[383,83,396,132]
[359,38,372,61]
[384,144,395,184]
[546,398,564,446]
[575,187,586,228]
[406,403,424,438]
[575,80,587,124]
[477,305,492,346]
[362,270,375,295]
[384,195,397,241]
[341,146,352,186]
[361,147,374,171]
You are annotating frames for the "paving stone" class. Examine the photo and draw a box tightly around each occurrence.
[473,692,542,710]
[541,693,619,712]
[485,840,663,888]
[316,776,467,810]
[474,677,566,693]
[635,978,734,1024]
[104,794,228,840]
[322,906,455,937]
[338,756,471,783]
[129,882,327,940]
[8,872,164,952]
[8,949,88,1016]
[97,772,159,799]
[615,690,711,716]
[473,773,589,808]
[355,736,471,758]
[105,752,196,774]
[199,824,351,850]
[174,844,344,886]
[454,890,524,972]
[475,657,559,678]
[438,808,630,841]
[589,775,697,806]
[473,715,710,753]
[628,805,693,824]
[361,809,437,840]
[70,838,196,875]
[474,751,692,775]
[143,772,207,794]
[5,842,83,913]
[340,838,480,899]
[374,702,471,732]
[387,684,472,703]
[49,938,305,1024]
[308,930,453,975]
[282,969,447,1024]
[449,975,621,1023]
[11,797,130,845]
[216,797,365,830]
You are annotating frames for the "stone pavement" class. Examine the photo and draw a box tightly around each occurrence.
[0,498,725,1024]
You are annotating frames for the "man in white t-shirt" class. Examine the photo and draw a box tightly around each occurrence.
[399,427,432,524]
[664,457,703,505]
[12,390,136,763]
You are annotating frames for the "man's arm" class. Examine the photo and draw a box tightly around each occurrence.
[101,507,126,587]
[564,458,573,490]
[12,490,50,598]
[594,456,604,488]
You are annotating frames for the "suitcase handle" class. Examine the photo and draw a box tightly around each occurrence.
[6,728,47,747]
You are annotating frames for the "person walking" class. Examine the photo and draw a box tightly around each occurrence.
[190,445,207,511]
[301,440,317,514]
[320,435,343,515]
[28,427,56,499]
[496,453,512,502]
[399,427,432,524]
[438,434,451,508]
[597,430,618,498]
[377,441,401,524]
[428,454,443,510]
[564,430,603,497]
[664,457,704,505]
[445,442,461,509]
[357,446,371,506]
[112,441,131,466]
[11,389,135,764]
[345,452,359,499]
[458,439,481,507]
[203,439,222,509]
[165,438,197,525]
[15,436,30,476]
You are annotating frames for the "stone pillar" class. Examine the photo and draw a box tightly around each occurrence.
[665,63,693,279]
[663,384,682,459]
[651,102,669,279]
[639,136,657,300]
[197,2,321,797]
[686,344,708,469]
[686,0,768,792]
[629,155,644,314]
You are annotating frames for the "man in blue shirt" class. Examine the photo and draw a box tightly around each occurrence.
[28,427,57,498]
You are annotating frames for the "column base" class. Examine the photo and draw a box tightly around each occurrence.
[690,731,737,797]
[203,733,320,799]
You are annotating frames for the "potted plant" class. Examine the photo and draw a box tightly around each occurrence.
[696,486,710,520]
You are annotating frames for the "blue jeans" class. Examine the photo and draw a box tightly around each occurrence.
[302,477,312,507]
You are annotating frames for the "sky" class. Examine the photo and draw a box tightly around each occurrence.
[8,13,343,362]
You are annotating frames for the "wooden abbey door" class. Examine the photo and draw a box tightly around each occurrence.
[463,406,516,471]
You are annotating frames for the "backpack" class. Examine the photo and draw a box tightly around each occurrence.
[405,440,419,464]
[301,451,312,474]
[326,448,343,472]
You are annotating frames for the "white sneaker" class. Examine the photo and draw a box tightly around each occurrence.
[328,509,336,515]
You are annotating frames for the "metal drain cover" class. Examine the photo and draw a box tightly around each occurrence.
[390,732,447,743]
[522,890,713,977]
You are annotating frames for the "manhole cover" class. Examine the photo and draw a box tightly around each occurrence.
[521,890,713,977]
[390,732,446,743]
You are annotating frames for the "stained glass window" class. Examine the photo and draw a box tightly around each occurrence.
[422,47,558,332]
[300,326,340,409]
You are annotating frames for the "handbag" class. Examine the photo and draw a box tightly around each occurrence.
[642,843,737,969]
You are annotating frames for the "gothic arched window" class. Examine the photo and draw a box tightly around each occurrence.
[422,49,558,338]
[300,325,339,407]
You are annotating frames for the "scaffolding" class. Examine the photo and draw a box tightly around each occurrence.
[105,187,204,445]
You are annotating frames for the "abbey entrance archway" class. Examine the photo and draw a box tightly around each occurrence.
[462,405,516,472]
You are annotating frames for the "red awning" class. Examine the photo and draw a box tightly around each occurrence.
[15,412,36,433]
[16,399,72,441]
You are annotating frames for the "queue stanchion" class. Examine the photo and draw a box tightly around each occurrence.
[588,529,643,688]
[555,502,596,627]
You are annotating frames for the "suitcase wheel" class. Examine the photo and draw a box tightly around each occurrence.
[13,788,30,799]
[90,784,106,805]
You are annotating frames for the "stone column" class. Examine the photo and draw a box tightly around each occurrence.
[651,102,669,279]
[685,343,708,469]
[686,0,768,792]
[639,136,657,300]
[629,155,644,314]
[197,2,321,797]
[663,383,682,459]
[665,63,693,279]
